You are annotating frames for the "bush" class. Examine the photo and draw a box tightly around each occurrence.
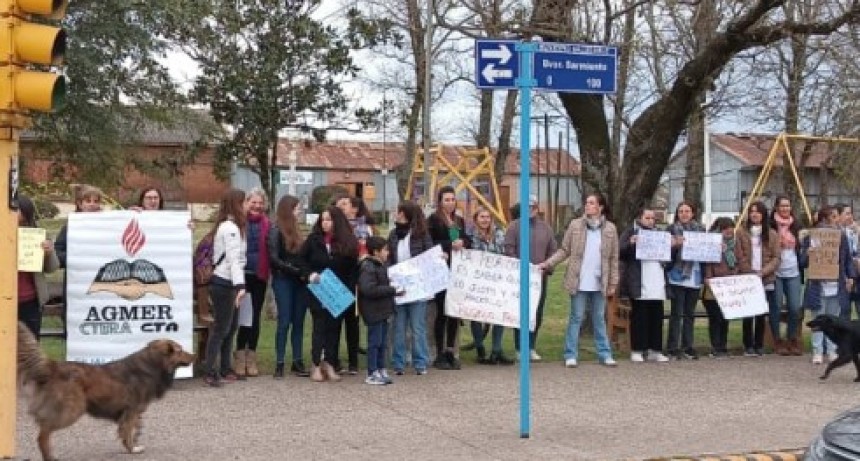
[310,185,349,213]
[34,197,59,219]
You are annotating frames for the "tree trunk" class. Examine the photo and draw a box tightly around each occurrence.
[476,90,493,148]
[684,100,706,213]
[494,89,518,183]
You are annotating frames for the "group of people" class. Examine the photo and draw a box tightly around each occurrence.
[17,183,859,387]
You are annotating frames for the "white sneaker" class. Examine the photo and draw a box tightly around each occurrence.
[529,350,542,362]
[630,352,644,363]
[812,354,823,365]
[601,357,618,367]
[647,351,670,363]
[564,358,578,368]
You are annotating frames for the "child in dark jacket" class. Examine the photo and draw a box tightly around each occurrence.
[358,236,402,385]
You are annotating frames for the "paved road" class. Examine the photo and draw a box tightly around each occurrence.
[14,356,857,461]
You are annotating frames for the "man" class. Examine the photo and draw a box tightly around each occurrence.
[836,203,860,319]
[503,195,558,361]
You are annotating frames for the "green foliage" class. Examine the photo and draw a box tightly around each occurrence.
[27,1,218,190]
[34,197,60,220]
[310,185,348,213]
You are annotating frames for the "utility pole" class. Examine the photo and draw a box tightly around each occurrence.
[0,0,68,456]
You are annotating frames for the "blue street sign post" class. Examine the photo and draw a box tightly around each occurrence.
[473,38,617,439]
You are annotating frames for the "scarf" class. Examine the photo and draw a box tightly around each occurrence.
[248,212,270,280]
[585,216,604,230]
[394,222,410,239]
[724,236,736,270]
[773,213,797,249]
[671,220,702,277]
[750,225,762,238]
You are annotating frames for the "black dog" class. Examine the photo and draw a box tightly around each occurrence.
[806,314,860,382]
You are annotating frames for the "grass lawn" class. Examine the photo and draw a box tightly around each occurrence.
[36,218,764,374]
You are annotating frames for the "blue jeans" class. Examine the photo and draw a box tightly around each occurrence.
[271,275,308,364]
[811,295,841,355]
[367,320,388,374]
[392,301,429,371]
[565,291,612,361]
[470,321,504,353]
[773,276,802,340]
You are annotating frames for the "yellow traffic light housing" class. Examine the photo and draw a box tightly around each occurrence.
[0,0,68,119]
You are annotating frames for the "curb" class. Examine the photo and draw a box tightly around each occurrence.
[644,449,805,461]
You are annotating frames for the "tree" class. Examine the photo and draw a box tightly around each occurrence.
[173,0,394,202]
[29,0,211,192]
[530,0,860,228]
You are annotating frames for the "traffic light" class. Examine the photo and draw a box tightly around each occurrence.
[0,0,67,118]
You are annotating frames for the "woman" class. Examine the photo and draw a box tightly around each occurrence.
[540,193,619,368]
[468,208,513,365]
[335,195,374,374]
[800,206,855,364]
[665,200,706,360]
[205,188,248,387]
[234,188,271,377]
[769,195,804,356]
[136,187,164,210]
[427,186,471,370]
[268,194,311,378]
[17,195,60,338]
[702,217,751,358]
[300,206,359,382]
[387,201,434,375]
[619,207,670,363]
[55,184,103,268]
[735,201,780,356]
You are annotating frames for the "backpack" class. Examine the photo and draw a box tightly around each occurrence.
[193,231,225,286]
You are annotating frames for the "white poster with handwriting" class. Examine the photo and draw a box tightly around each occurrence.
[708,274,768,320]
[446,249,541,330]
[635,230,671,261]
[681,231,723,262]
[387,245,449,305]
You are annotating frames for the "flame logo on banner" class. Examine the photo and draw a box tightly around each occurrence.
[122,219,146,257]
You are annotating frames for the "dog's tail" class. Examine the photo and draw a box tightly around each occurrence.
[17,322,51,384]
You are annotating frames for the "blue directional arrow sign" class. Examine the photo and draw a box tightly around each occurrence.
[475,39,519,90]
[533,43,618,93]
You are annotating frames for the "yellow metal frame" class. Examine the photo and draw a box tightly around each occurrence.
[736,132,860,230]
[406,144,507,225]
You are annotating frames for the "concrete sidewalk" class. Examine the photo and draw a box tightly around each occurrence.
[15,356,857,461]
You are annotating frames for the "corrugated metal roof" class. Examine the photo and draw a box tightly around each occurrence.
[711,133,840,168]
[274,139,580,176]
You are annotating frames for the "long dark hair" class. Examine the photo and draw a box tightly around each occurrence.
[18,194,36,227]
[585,192,612,221]
[673,200,698,223]
[434,185,457,225]
[349,196,375,225]
[769,194,801,235]
[709,216,735,233]
[312,206,358,258]
[215,188,247,237]
[745,201,770,245]
[397,200,428,239]
[276,194,302,252]
[137,187,164,210]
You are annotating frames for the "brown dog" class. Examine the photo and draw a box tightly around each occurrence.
[17,322,195,461]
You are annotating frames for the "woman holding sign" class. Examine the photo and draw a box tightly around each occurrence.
[619,207,671,363]
[17,195,60,338]
[800,206,855,365]
[540,193,619,368]
[301,206,359,382]
[665,201,706,360]
[769,195,805,356]
[428,186,471,370]
[387,201,434,375]
[702,217,751,358]
[735,201,781,357]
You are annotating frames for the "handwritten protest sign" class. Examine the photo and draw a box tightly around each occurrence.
[635,230,671,261]
[806,228,841,280]
[308,268,355,317]
[388,245,449,304]
[681,231,722,262]
[446,249,541,330]
[708,274,768,320]
[18,227,46,272]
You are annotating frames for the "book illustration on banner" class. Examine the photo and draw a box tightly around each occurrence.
[307,268,355,317]
[86,218,174,301]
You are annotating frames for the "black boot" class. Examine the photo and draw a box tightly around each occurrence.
[273,363,285,379]
[291,360,310,377]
